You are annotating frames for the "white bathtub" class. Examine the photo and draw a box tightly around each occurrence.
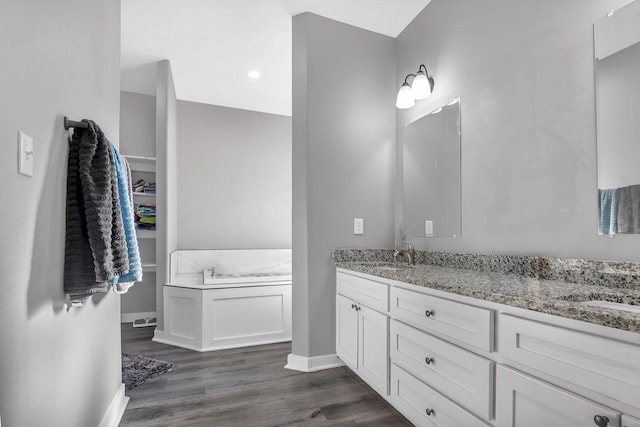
[153,249,292,352]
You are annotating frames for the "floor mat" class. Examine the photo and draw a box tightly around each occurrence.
[122,353,176,391]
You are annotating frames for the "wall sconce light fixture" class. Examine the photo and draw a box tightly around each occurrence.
[396,64,435,109]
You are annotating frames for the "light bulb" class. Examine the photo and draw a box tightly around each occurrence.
[411,72,431,100]
[396,83,415,109]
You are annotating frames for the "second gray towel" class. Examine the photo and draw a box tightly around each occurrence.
[617,184,640,234]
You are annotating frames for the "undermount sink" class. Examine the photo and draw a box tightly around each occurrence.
[559,292,640,314]
[371,265,414,272]
[579,300,640,314]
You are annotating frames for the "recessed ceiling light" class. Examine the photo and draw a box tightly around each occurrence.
[247,70,261,79]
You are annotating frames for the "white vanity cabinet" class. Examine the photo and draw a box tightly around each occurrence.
[336,273,389,395]
[335,267,640,427]
[496,365,621,427]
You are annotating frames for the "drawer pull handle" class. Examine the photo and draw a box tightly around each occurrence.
[594,415,609,427]
[425,310,434,317]
[425,357,434,365]
[351,304,355,309]
[425,408,435,416]
[356,305,361,311]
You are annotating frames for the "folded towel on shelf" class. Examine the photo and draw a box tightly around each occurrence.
[108,144,143,286]
[136,222,156,230]
[598,188,618,235]
[64,120,129,300]
[136,204,156,217]
[132,179,147,193]
[134,202,156,230]
[616,184,640,234]
[143,182,156,194]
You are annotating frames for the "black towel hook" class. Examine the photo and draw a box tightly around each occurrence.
[63,116,89,130]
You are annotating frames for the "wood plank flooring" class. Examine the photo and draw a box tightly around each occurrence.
[120,324,412,426]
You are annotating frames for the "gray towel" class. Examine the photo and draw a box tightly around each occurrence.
[598,188,618,235]
[616,184,640,234]
[64,120,129,299]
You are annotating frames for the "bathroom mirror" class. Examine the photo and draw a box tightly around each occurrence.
[594,0,640,235]
[402,98,461,238]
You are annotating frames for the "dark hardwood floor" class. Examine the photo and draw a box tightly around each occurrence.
[120,324,412,426]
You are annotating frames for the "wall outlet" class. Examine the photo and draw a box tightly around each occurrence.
[18,131,34,177]
[425,220,433,236]
[354,218,364,235]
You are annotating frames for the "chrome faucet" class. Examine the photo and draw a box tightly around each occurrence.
[394,241,416,265]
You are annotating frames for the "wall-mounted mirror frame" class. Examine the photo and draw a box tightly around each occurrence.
[402,98,461,239]
[594,0,640,235]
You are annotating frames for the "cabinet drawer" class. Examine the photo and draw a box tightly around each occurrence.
[390,320,493,419]
[390,364,490,427]
[499,314,640,410]
[390,287,493,351]
[337,272,388,312]
[496,365,620,427]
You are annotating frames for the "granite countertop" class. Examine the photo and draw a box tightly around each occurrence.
[335,261,640,333]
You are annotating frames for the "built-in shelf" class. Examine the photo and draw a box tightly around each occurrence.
[136,228,156,239]
[142,262,157,273]
[132,191,156,198]
[123,154,156,173]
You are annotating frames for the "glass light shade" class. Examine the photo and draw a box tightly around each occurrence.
[396,84,415,109]
[411,73,431,100]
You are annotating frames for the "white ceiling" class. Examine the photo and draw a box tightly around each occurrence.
[121,0,431,116]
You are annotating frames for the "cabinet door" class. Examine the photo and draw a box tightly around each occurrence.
[336,294,359,369]
[623,415,640,427]
[358,305,389,395]
[496,365,620,427]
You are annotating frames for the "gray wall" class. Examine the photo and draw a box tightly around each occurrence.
[292,13,396,357]
[0,0,122,425]
[155,60,179,332]
[596,41,640,189]
[119,91,157,316]
[396,0,638,261]
[177,102,292,249]
[120,91,156,158]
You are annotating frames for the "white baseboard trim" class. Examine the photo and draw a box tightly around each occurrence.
[154,329,292,352]
[153,330,201,351]
[121,311,156,324]
[284,353,345,372]
[98,383,129,427]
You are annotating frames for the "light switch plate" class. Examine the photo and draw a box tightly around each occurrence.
[18,131,34,177]
[354,218,364,235]
[425,220,433,236]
